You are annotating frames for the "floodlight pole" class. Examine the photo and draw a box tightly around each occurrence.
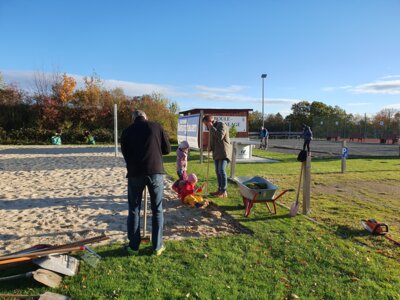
[261,74,267,128]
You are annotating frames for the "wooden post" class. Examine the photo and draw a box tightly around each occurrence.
[142,187,148,238]
[230,142,237,179]
[302,154,311,215]
[341,140,347,173]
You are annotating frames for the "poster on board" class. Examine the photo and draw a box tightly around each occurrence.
[213,116,247,132]
[177,114,200,149]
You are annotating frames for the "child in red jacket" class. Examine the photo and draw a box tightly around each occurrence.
[172,173,208,208]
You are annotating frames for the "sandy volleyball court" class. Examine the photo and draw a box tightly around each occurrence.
[0,146,244,255]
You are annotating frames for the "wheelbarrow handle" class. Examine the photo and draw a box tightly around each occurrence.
[273,189,294,200]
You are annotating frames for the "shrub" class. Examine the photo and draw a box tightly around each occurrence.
[92,128,113,143]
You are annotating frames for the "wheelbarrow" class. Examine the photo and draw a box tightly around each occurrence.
[234,176,293,217]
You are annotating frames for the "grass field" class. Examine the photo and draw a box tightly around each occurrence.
[1,147,399,299]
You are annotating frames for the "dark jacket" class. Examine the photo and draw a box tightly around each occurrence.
[121,117,171,177]
[302,126,313,141]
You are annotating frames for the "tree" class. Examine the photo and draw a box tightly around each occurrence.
[73,72,103,108]
[0,72,5,89]
[248,111,263,132]
[287,101,311,130]
[33,70,61,104]
[52,73,77,104]
[0,84,25,106]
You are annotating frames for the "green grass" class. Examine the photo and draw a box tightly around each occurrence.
[1,147,399,299]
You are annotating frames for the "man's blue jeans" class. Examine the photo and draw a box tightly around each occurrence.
[127,174,164,251]
[214,159,228,192]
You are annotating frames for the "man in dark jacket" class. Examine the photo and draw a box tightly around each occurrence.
[121,110,171,256]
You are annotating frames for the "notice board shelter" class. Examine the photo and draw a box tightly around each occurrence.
[178,108,253,150]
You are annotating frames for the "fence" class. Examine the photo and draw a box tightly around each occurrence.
[312,116,400,141]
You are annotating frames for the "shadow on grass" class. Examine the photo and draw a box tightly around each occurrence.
[96,245,154,259]
[335,225,372,238]
[238,214,292,222]
[214,204,244,212]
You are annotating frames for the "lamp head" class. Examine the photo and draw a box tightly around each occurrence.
[261,74,267,78]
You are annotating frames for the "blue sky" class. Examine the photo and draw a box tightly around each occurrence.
[1,1,400,117]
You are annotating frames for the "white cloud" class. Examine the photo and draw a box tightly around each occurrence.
[380,75,400,79]
[195,85,246,93]
[192,84,299,105]
[1,70,181,97]
[101,79,179,97]
[322,77,400,95]
[351,79,400,95]
[321,85,352,92]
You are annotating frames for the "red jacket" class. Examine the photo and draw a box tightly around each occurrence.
[172,180,202,201]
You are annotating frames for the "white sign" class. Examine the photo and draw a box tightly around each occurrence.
[213,116,247,132]
[177,115,200,149]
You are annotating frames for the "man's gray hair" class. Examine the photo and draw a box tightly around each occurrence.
[132,110,147,121]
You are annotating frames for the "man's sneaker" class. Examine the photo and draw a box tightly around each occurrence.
[124,245,139,256]
[154,245,166,256]
[214,191,228,198]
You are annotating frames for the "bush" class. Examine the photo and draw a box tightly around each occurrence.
[0,126,176,145]
[92,128,113,143]
[4,128,53,144]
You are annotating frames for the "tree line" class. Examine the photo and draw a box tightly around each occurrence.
[1,71,399,144]
[0,72,178,144]
[249,101,400,140]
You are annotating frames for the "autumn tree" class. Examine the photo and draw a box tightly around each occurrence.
[52,73,77,105]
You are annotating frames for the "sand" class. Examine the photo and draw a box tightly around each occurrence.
[0,145,244,255]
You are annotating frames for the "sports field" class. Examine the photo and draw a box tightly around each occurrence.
[255,138,400,157]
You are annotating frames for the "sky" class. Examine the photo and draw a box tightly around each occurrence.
[1,0,400,117]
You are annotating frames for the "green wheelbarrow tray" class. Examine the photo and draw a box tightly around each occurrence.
[234,176,294,217]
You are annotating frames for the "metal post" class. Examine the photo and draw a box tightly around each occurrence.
[113,104,118,157]
[261,74,267,129]
[341,140,347,173]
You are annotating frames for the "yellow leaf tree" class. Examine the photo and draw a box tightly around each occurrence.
[52,73,76,105]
